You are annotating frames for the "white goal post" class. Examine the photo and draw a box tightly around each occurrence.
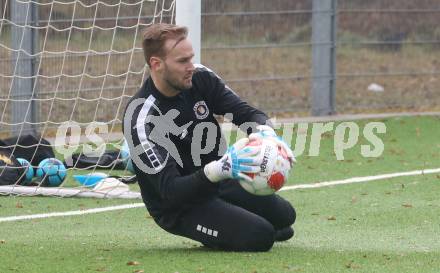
[176,0,200,64]
[0,0,201,198]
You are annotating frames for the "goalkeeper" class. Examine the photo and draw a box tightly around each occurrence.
[123,23,296,252]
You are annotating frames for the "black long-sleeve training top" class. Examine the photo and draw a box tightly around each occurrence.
[122,64,269,229]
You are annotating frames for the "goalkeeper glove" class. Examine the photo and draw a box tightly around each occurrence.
[249,125,296,165]
[204,138,262,183]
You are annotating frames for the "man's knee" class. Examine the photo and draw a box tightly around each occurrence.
[285,203,296,227]
[273,196,296,229]
[239,220,275,252]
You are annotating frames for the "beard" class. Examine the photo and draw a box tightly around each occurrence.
[164,76,192,92]
[163,64,193,92]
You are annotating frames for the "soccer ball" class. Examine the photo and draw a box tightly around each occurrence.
[239,138,291,196]
[16,158,34,185]
[121,139,135,173]
[36,158,67,187]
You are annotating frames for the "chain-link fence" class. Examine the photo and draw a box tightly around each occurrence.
[201,0,440,116]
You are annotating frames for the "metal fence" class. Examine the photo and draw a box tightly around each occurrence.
[1,0,439,136]
[201,0,440,116]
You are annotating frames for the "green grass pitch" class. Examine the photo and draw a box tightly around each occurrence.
[0,115,439,273]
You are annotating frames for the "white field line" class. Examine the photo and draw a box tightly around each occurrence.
[1,167,440,223]
[281,168,440,191]
[0,203,145,223]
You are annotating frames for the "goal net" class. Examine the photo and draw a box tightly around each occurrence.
[0,0,176,198]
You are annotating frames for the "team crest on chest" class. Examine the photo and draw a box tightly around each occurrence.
[193,101,209,119]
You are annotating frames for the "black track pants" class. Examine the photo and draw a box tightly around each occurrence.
[167,180,296,252]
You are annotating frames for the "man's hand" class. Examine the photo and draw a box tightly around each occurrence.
[249,125,296,165]
[204,138,262,183]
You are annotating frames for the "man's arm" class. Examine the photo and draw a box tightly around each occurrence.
[124,98,261,207]
[125,100,212,206]
[213,82,270,127]
[134,154,212,207]
[131,135,263,206]
[194,65,272,129]
[193,65,295,164]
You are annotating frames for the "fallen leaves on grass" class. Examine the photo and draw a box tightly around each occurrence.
[133,270,144,273]
[283,265,303,271]
[402,203,413,208]
[389,148,404,156]
[327,216,336,221]
[345,260,361,269]
[383,254,391,260]
[127,261,141,266]
[98,248,111,251]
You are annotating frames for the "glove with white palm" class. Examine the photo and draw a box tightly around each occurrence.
[204,138,262,183]
[249,125,296,166]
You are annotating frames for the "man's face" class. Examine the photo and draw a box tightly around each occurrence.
[160,38,195,91]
